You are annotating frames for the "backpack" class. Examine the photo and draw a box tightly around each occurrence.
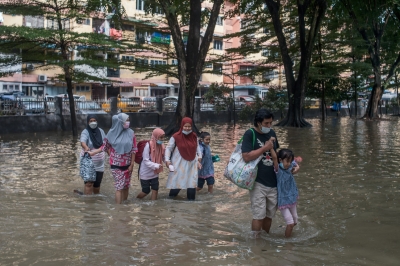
[135,140,150,164]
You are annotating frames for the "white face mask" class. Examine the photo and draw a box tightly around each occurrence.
[261,126,271,134]
[89,122,97,129]
[182,130,192,135]
[259,123,271,134]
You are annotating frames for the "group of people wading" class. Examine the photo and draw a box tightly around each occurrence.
[80,114,213,204]
[79,109,300,237]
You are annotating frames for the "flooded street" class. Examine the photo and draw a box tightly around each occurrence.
[1,118,400,265]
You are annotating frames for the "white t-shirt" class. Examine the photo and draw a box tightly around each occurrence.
[139,142,162,180]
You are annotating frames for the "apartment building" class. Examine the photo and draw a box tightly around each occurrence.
[0,1,279,100]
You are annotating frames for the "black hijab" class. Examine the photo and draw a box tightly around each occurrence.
[86,114,103,149]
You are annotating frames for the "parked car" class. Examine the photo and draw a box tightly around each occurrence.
[56,94,87,101]
[19,96,46,115]
[162,96,178,112]
[101,97,141,113]
[139,97,157,112]
[76,101,106,114]
[235,96,255,106]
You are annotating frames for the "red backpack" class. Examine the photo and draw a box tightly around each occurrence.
[135,140,151,164]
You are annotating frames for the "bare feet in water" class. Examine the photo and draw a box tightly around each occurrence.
[73,189,83,195]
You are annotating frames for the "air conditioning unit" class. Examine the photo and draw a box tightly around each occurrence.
[26,64,34,71]
[38,75,47,82]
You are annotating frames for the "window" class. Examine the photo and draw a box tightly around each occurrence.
[3,85,7,91]
[214,40,223,50]
[171,59,178,65]
[76,18,90,25]
[122,56,134,61]
[150,60,167,65]
[174,87,179,94]
[107,68,120,78]
[264,70,277,80]
[122,24,134,31]
[262,49,270,57]
[9,85,13,90]
[240,65,255,71]
[213,64,222,75]
[15,85,19,90]
[136,58,148,65]
[47,18,70,31]
[76,86,90,92]
[154,6,164,15]
[136,0,145,11]
[216,16,223,26]
[204,63,213,68]
[121,87,133,92]
[136,30,149,44]
[263,27,269,34]
[24,16,44,28]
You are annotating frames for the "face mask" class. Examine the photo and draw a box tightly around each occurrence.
[123,122,130,129]
[182,130,192,135]
[261,126,271,134]
[279,162,285,169]
[156,140,163,145]
[89,122,97,129]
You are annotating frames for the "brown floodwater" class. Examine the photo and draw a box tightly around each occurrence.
[1,117,400,265]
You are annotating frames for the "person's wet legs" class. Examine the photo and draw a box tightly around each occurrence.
[187,188,196,201]
[84,182,94,195]
[169,189,181,197]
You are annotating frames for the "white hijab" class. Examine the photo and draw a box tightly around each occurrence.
[106,113,134,154]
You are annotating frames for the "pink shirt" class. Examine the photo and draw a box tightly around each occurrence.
[101,137,137,167]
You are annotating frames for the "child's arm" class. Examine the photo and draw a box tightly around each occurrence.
[270,148,278,171]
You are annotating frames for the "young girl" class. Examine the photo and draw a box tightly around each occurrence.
[270,148,299,238]
[196,131,215,193]
[136,128,165,200]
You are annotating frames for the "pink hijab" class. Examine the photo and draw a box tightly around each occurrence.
[149,128,165,174]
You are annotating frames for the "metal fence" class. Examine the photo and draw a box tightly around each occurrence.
[0,97,249,116]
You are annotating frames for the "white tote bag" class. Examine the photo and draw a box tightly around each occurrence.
[224,129,262,190]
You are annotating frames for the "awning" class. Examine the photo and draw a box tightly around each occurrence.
[124,17,158,27]
[155,83,174,88]
[234,85,268,90]
[112,82,141,87]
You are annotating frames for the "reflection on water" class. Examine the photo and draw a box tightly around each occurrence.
[1,118,400,265]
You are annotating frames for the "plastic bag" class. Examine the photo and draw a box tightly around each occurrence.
[223,129,262,190]
[80,153,96,182]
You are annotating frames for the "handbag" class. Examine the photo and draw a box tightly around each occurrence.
[80,153,96,182]
[224,128,262,190]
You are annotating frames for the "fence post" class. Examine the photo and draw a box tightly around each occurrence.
[110,97,118,115]
[55,97,66,131]
[194,98,201,123]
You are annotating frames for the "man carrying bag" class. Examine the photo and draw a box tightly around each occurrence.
[241,109,299,237]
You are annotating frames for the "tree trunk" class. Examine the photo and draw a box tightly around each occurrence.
[65,68,78,136]
[265,0,326,127]
[365,83,383,119]
[161,0,224,136]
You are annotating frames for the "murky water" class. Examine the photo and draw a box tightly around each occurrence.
[1,118,400,265]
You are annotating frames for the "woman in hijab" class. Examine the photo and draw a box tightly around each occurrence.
[90,113,137,204]
[165,117,202,201]
[80,114,106,195]
[136,128,165,200]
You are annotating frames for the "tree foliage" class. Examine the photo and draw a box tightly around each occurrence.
[0,0,128,136]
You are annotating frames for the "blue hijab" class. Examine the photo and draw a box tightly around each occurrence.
[106,113,134,154]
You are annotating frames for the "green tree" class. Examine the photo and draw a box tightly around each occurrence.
[228,0,328,127]
[136,0,227,135]
[340,0,400,119]
[0,0,126,136]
